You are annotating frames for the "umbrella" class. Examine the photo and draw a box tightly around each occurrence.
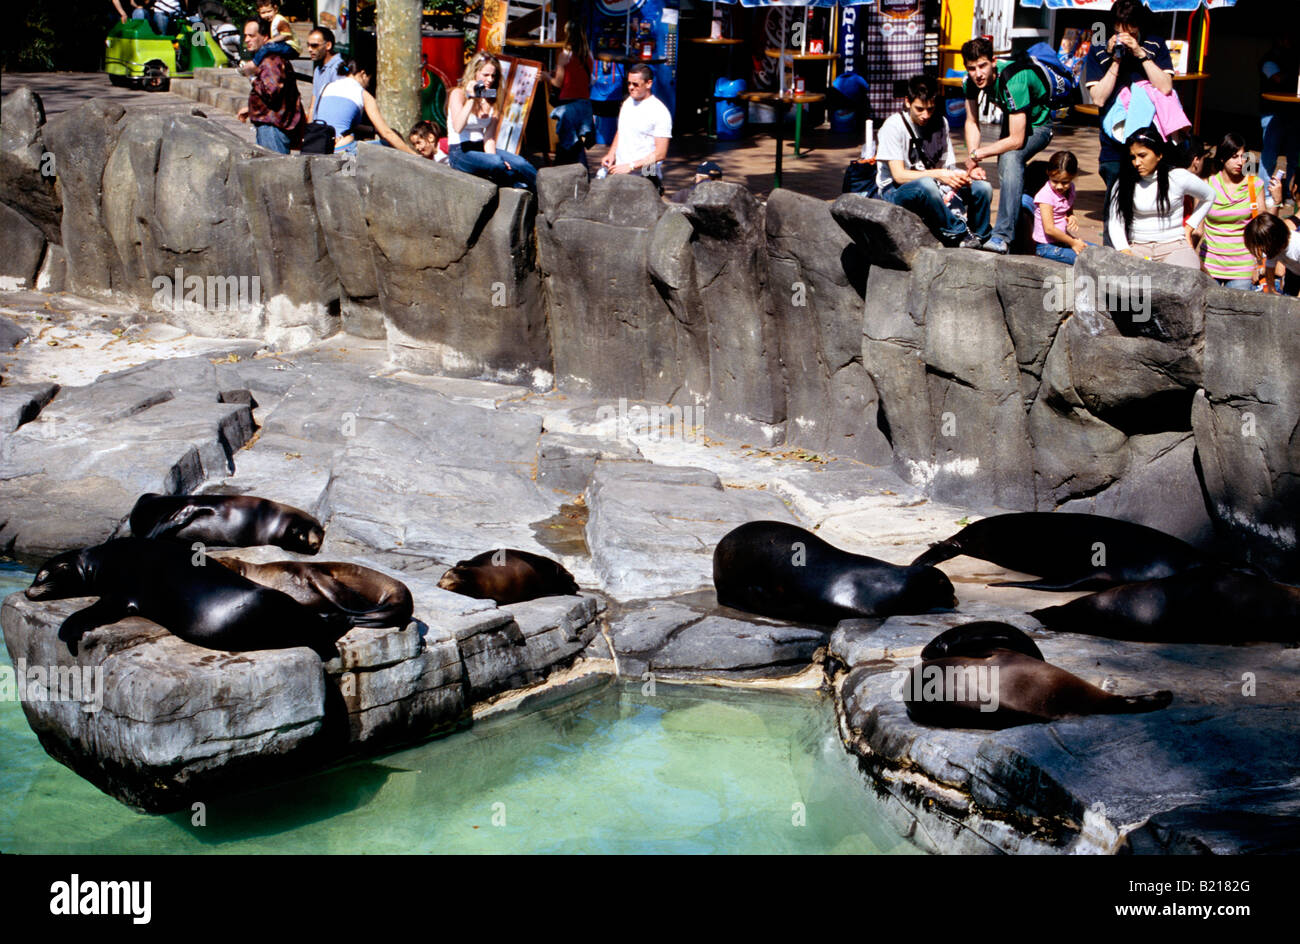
[1017,1,1236,9]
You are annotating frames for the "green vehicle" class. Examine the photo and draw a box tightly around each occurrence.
[105,17,222,91]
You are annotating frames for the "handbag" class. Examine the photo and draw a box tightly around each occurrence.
[842,159,879,197]
[301,120,335,155]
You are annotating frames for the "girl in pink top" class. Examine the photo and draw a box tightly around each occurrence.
[1033,151,1090,265]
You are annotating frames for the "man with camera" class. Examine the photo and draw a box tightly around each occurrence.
[601,64,671,193]
[1085,0,1176,245]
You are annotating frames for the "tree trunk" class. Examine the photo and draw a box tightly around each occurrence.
[376,0,422,140]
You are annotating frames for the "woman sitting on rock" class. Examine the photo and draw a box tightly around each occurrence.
[446,51,538,191]
[315,59,418,156]
[1197,132,1279,289]
[1108,126,1214,270]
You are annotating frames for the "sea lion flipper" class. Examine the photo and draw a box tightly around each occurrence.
[1117,690,1173,713]
[58,599,126,655]
[911,542,957,568]
[991,577,1107,592]
[141,503,216,540]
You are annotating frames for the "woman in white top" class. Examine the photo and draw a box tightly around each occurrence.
[1108,126,1214,269]
[315,60,417,155]
[446,51,538,191]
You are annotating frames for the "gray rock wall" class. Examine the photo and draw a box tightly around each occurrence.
[7,91,1300,570]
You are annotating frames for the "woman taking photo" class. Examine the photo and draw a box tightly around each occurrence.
[447,52,539,190]
[1198,132,1277,289]
[315,60,418,155]
[543,21,595,166]
[1108,126,1214,269]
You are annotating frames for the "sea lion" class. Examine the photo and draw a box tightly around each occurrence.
[216,559,414,628]
[128,493,324,555]
[437,549,579,605]
[919,621,1045,662]
[712,520,957,626]
[911,512,1213,591]
[903,649,1174,730]
[26,538,350,659]
[1030,567,1300,643]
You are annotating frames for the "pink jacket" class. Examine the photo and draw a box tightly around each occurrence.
[1120,80,1191,139]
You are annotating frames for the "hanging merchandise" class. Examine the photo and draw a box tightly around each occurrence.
[864,0,925,121]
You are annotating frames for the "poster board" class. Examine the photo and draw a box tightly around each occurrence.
[494,54,543,155]
[315,0,350,47]
[478,0,509,56]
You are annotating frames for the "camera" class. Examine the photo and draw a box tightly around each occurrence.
[471,82,497,101]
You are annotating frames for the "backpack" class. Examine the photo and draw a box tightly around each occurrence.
[997,42,1080,112]
[842,159,878,198]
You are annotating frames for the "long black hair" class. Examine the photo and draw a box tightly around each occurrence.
[1114,126,1171,242]
[1203,131,1248,177]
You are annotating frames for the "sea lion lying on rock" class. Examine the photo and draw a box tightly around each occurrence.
[216,558,414,628]
[902,622,1173,730]
[128,493,324,555]
[26,538,350,659]
[438,549,579,605]
[714,520,957,626]
[912,512,1213,592]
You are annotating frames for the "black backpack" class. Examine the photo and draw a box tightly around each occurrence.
[842,159,879,197]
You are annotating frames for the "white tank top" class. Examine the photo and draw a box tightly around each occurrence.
[448,104,494,146]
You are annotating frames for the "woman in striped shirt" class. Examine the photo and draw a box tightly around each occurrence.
[1199,132,1277,289]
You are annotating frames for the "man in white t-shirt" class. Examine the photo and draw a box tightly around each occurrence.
[877,74,991,249]
[601,64,672,192]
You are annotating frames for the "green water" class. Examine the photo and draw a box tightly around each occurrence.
[0,563,918,854]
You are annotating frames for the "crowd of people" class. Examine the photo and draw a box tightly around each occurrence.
[221,1,1295,293]
[891,0,1299,293]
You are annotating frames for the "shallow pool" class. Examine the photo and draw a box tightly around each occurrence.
[0,562,918,854]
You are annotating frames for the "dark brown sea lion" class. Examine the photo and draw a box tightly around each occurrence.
[437,549,580,605]
[911,512,1214,591]
[903,622,1172,729]
[128,493,324,555]
[216,559,414,628]
[25,539,350,659]
[713,520,957,626]
[1030,567,1300,643]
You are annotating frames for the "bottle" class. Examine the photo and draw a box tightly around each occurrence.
[859,119,875,162]
[596,166,609,180]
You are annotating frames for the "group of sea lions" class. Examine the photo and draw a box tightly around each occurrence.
[712,513,1293,731]
[24,493,582,661]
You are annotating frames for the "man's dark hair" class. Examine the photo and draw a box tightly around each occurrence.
[312,26,336,47]
[409,119,444,140]
[961,37,994,64]
[245,17,270,38]
[628,63,654,84]
[1244,213,1290,261]
[1112,0,1146,30]
[904,74,938,103]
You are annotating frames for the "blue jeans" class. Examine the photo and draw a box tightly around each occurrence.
[1035,242,1077,265]
[255,123,291,154]
[448,144,538,190]
[1215,277,1255,291]
[1261,110,1299,196]
[886,176,993,242]
[1099,160,1121,248]
[992,122,1054,244]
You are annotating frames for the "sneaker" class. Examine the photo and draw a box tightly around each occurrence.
[958,233,985,250]
[981,236,1009,255]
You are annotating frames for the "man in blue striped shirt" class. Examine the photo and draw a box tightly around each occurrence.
[307,26,345,123]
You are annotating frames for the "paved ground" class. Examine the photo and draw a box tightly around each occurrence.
[4,70,1108,242]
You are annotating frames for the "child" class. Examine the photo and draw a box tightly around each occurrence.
[1032,151,1089,265]
[258,1,301,56]
[408,120,448,163]
[1243,212,1300,294]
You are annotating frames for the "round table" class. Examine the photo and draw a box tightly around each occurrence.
[740,91,826,189]
[596,53,668,66]
[1262,93,1300,104]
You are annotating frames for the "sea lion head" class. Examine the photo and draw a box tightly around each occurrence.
[25,548,91,601]
[436,566,471,596]
[898,564,958,613]
[280,516,325,555]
